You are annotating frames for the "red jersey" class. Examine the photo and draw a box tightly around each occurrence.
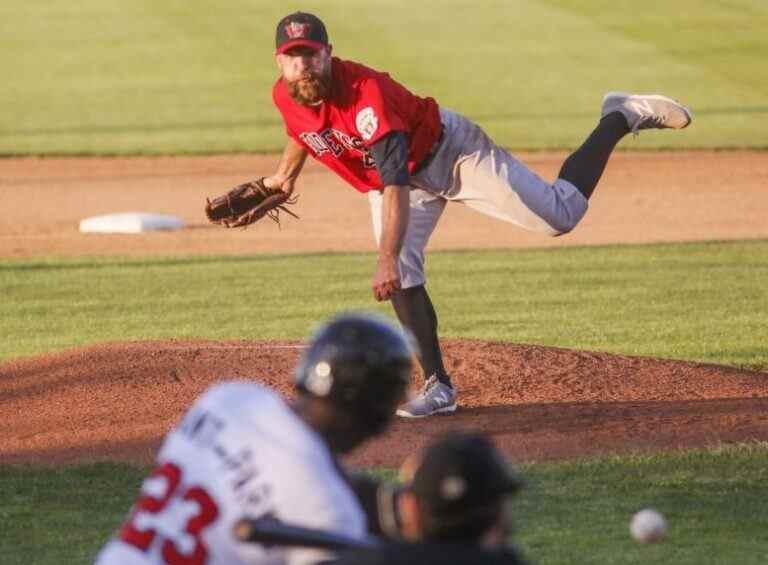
[272,58,442,193]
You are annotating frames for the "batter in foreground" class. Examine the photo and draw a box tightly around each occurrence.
[260,12,692,418]
[94,313,413,565]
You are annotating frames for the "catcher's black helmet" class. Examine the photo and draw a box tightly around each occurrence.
[296,312,414,434]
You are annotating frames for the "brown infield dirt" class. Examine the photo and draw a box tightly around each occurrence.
[1,151,767,468]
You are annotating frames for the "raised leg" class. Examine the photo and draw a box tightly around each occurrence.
[558,112,629,200]
[559,92,692,200]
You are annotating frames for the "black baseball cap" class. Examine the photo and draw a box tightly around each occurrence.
[275,12,329,55]
[409,432,523,518]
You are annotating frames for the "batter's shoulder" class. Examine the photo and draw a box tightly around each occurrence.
[197,380,282,415]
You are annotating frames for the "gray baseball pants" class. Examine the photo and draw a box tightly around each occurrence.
[369,108,589,288]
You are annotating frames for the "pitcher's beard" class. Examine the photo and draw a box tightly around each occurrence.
[287,73,331,106]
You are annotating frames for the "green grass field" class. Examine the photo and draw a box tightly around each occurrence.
[1,0,766,154]
[3,445,768,565]
[2,1,767,563]
[2,240,767,368]
[2,240,767,563]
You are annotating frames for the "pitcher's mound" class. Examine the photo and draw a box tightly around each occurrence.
[2,339,767,467]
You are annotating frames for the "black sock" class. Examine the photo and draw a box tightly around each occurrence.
[558,112,629,199]
[390,285,452,387]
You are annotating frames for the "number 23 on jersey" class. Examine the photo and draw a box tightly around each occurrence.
[119,462,219,565]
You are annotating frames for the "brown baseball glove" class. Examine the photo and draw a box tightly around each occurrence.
[205,178,298,228]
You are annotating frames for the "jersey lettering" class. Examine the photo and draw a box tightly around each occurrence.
[119,462,220,565]
[320,130,344,157]
[178,409,225,447]
[344,134,376,169]
[299,132,330,156]
[300,128,375,168]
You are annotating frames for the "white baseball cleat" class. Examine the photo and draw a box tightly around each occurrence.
[602,92,693,134]
[396,375,457,418]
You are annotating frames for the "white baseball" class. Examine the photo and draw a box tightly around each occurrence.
[630,508,667,543]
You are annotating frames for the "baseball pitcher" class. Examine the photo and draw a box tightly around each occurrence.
[205,12,692,418]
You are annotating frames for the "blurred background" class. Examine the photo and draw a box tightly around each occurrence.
[1,0,766,156]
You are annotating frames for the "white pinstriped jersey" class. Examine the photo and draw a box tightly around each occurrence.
[94,382,366,565]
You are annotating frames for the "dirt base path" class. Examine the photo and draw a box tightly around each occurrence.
[2,340,767,468]
[2,151,767,467]
[2,151,767,258]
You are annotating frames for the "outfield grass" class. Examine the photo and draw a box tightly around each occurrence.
[1,240,766,370]
[3,444,767,564]
[516,444,768,564]
[1,0,766,154]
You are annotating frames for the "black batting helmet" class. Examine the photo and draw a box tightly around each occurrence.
[296,312,414,435]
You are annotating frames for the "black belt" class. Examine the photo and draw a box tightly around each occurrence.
[413,125,445,175]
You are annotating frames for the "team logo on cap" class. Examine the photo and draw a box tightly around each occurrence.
[440,476,466,500]
[356,107,379,141]
[305,361,333,396]
[285,21,311,39]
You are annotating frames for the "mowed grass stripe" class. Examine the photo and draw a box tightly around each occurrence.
[544,0,768,93]
[541,0,768,149]
[1,1,766,154]
[1,240,766,369]
[2,444,768,564]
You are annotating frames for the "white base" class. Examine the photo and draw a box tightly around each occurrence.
[79,213,185,234]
